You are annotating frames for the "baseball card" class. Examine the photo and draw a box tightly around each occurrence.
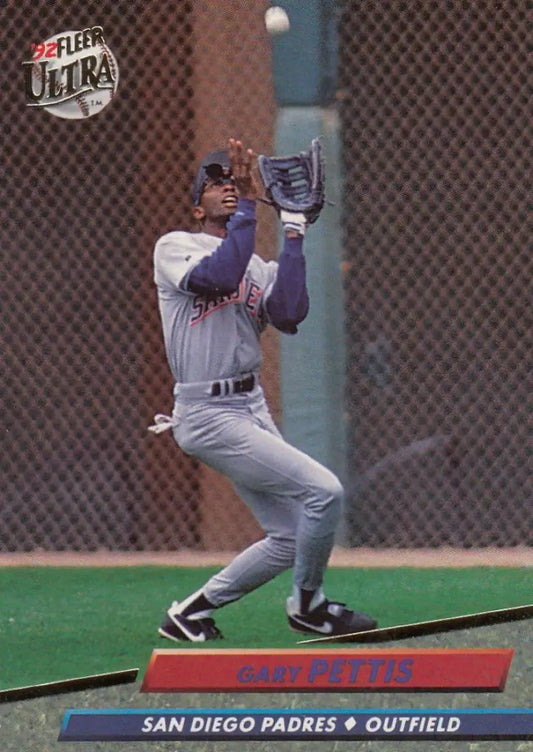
[1,1,531,750]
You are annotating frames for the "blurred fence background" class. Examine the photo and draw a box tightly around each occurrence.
[339,0,530,546]
[1,0,530,551]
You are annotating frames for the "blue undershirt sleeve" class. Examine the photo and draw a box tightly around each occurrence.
[183,199,257,295]
[266,235,309,334]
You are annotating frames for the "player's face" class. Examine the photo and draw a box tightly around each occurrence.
[200,175,238,220]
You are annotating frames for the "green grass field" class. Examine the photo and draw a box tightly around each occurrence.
[1,565,531,690]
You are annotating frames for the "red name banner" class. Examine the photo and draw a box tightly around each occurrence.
[141,648,513,693]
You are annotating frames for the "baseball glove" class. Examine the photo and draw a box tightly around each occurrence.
[257,137,325,226]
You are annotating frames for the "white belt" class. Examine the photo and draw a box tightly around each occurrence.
[148,373,257,434]
[175,372,256,399]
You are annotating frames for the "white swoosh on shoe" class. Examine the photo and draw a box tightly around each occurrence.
[169,613,207,642]
[291,616,334,634]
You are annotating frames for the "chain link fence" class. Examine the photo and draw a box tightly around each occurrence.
[1,1,530,551]
[1,0,274,551]
[339,0,531,546]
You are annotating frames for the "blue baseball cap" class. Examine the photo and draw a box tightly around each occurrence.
[192,149,232,205]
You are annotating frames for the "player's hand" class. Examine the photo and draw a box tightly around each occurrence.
[228,139,259,200]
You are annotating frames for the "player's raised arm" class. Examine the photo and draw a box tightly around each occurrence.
[228,138,259,201]
[183,140,259,295]
[265,234,309,334]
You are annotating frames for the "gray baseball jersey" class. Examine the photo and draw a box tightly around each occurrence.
[152,220,343,612]
[154,230,278,384]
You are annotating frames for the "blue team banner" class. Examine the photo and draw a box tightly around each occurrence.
[59,708,532,741]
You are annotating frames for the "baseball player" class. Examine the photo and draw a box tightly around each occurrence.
[152,139,377,641]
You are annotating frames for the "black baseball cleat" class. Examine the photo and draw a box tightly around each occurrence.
[286,597,377,636]
[158,602,223,643]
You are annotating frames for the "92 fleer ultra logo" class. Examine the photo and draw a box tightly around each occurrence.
[22,27,119,119]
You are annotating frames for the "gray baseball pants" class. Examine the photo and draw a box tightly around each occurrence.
[172,382,344,607]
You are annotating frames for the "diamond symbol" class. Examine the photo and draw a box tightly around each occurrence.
[344,717,357,730]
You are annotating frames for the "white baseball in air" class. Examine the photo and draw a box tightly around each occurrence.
[265,6,290,35]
